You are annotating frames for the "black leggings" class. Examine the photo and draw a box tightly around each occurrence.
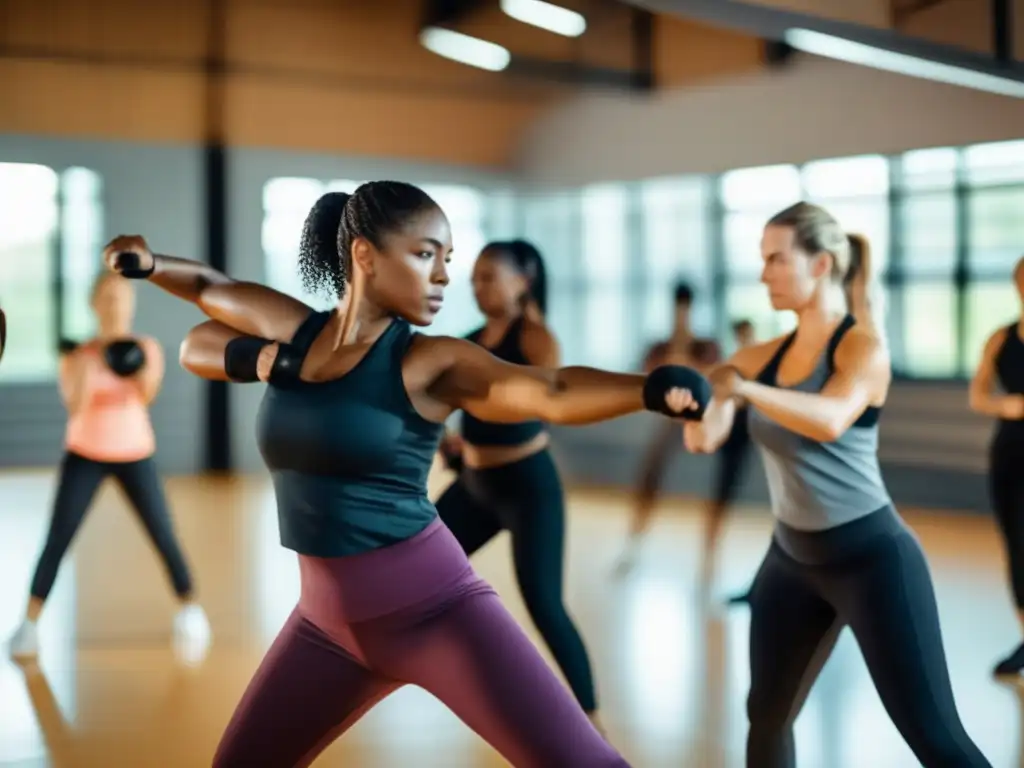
[989,433,1024,609]
[747,506,989,767]
[435,449,598,713]
[30,451,194,602]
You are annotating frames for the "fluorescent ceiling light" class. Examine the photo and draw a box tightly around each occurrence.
[419,27,511,71]
[784,28,1024,99]
[501,0,587,38]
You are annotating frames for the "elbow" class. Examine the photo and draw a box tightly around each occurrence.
[178,335,203,377]
[819,411,854,442]
[534,369,569,424]
[968,389,986,414]
[538,397,566,425]
[820,422,844,443]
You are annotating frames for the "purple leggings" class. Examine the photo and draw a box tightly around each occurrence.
[213,518,628,767]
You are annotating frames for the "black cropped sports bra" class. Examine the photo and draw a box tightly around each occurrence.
[460,316,546,447]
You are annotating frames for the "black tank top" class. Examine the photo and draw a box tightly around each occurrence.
[994,322,1024,442]
[460,317,545,447]
[256,311,444,557]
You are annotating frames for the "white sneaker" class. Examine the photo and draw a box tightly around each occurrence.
[8,620,39,659]
[173,606,210,659]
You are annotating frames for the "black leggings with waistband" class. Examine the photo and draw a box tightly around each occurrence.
[747,505,989,767]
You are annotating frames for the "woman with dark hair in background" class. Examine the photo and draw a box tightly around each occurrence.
[969,254,1024,678]
[681,203,988,767]
[101,182,705,767]
[7,273,208,661]
[434,239,604,731]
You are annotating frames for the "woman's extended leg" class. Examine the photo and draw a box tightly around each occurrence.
[213,609,399,768]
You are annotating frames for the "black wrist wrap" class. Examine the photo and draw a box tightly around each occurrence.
[224,337,271,382]
[117,252,156,279]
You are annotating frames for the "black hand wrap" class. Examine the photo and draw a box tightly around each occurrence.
[104,339,146,377]
[224,336,271,382]
[440,442,464,474]
[267,342,305,387]
[643,365,711,421]
[58,338,80,355]
[116,251,155,279]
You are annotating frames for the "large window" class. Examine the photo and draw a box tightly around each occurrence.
[581,184,629,370]
[639,177,712,344]
[0,163,60,383]
[522,192,583,364]
[892,148,959,377]
[61,167,105,341]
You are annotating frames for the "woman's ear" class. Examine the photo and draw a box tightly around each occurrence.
[810,251,833,281]
[350,238,374,278]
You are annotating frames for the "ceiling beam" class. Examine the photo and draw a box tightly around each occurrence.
[618,0,1024,90]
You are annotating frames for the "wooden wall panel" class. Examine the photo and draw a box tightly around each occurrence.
[0,0,768,167]
[654,16,764,88]
[0,59,207,143]
[225,78,546,168]
[0,0,556,166]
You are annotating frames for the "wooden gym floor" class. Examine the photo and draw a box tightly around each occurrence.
[0,465,1021,768]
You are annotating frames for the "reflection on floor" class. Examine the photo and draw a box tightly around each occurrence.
[0,467,1020,767]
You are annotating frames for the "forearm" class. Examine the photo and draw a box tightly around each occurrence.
[148,254,232,305]
[970,390,1020,418]
[541,367,645,425]
[150,257,291,338]
[686,397,736,452]
[738,381,846,442]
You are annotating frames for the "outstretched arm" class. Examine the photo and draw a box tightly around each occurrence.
[102,235,312,343]
[970,327,1024,419]
[426,337,701,426]
[734,329,890,443]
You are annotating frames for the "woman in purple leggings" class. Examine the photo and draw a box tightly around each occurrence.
[101,182,708,768]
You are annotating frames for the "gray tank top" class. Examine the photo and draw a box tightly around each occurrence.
[747,315,891,531]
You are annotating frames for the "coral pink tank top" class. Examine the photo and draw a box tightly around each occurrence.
[64,341,156,463]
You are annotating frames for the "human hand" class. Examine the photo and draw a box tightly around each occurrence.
[102,235,155,276]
